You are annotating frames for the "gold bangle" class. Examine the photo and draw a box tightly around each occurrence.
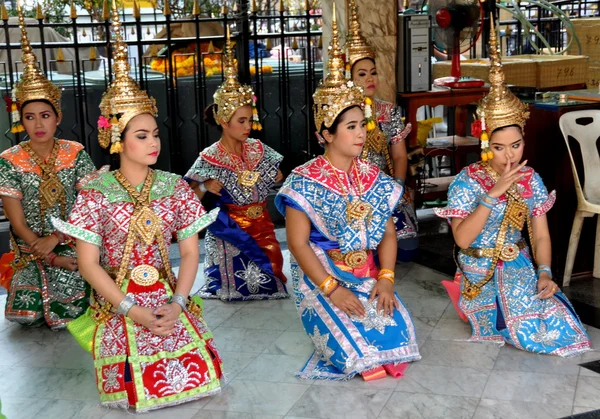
[319,275,338,295]
[379,268,395,277]
[378,275,395,284]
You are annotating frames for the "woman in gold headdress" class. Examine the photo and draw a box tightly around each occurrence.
[434,17,590,356]
[52,3,224,412]
[345,0,418,261]
[0,3,96,329]
[275,6,420,382]
[185,31,288,302]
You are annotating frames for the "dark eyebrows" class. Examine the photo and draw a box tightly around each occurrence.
[344,119,360,126]
[491,138,523,146]
[134,129,150,133]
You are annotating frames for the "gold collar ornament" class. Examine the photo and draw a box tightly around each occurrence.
[472,15,530,162]
[10,1,62,134]
[313,3,373,142]
[344,0,376,74]
[97,0,158,154]
[213,28,262,130]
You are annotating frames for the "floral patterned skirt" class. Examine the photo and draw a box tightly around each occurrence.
[92,274,223,413]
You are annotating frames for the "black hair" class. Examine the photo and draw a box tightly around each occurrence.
[351,57,376,76]
[20,99,59,118]
[204,103,222,132]
[318,105,362,136]
[492,124,522,135]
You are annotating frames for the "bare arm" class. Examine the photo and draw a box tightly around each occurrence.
[77,239,126,307]
[531,214,557,299]
[285,205,366,317]
[189,181,206,200]
[390,141,408,181]
[377,218,398,271]
[173,234,199,299]
[450,205,493,249]
[285,206,330,286]
[2,196,43,246]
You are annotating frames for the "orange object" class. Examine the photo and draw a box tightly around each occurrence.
[225,202,287,283]
[362,366,387,381]
[0,252,16,291]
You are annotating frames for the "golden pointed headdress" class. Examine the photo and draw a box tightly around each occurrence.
[213,28,261,130]
[98,0,158,153]
[475,15,529,161]
[10,1,62,133]
[313,3,367,134]
[345,0,375,70]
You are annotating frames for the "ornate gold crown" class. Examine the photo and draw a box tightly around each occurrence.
[313,3,365,132]
[345,0,376,70]
[10,1,62,133]
[213,28,261,129]
[475,15,529,161]
[98,0,158,153]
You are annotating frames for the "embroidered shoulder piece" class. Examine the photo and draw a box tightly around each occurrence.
[0,139,83,176]
[80,170,179,203]
[291,156,380,196]
[200,138,265,172]
[466,162,534,202]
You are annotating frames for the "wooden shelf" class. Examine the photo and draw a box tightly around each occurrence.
[418,175,456,202]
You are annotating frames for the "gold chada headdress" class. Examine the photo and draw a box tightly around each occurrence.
[345,0,376,73]
[10,1,62,133]
[98,0,158,154]
[313,3,371,139]
[474,15,530,162]
[213,28,261,130]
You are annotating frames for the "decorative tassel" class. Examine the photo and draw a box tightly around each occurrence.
[479,117,493,162]
[251,96,262,131]
[9,87,23,134]
[109,141,123,154]
[364,97,375,131]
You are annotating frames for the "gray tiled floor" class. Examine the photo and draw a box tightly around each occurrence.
[1,252,600,419]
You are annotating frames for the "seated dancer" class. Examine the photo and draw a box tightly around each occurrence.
[0,4,96,329]
[53,5,224,412]
[275,7,420,381]
[434,18,591,356]
[185,30,287,301]
[345,0,418,261]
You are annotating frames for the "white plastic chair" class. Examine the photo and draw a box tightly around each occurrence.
[558,110,600,286]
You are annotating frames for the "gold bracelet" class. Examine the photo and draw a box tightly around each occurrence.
[378,275,395,284]
[379,268,395,277]
[319,275,338,295]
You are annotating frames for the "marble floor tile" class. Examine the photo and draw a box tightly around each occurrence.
[574,375,600,409]
[395,280,439,299]
[394,262,414,280]
[15,336,93,370]
[202,302,247,329]
[219,351,259,382]
[401,296,450,319]
[211,327,284,353]
[0,336,47,366]
[196,412,284,419]
[394,364,491,398]
[102,405,201,419]
[493,345,581,376]
[482,370,577,405]
[286,385,393,419]
[418,339,501,370]
[204,379,310,416]
[236,353,311,384]
[584,325,600,348]
[572,406,598,415]
[378,392,479,419]
[245,298,298,312]
[412,317,437,345]
[0,322,64,344]
[220,307,300,331]
[429,318,472,341]
[311,373,401,391]
[441,303,463,321]
[472,399,573,419]
[264,330,315,358]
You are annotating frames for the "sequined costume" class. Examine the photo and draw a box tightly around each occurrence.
[0,139,95,329]
[361,99,417,242]
[434,163,591,356]
[53,170,224,411]
[275,156,421,380]
[185,138,288,301]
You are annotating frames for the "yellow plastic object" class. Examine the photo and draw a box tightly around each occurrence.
[416,117,443,147]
